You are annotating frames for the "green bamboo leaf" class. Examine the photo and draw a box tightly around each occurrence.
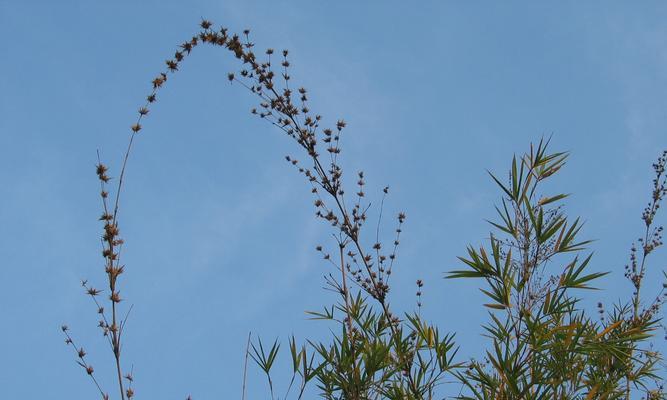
[537,193,569,207]
[539,215,565,244]
[488,170,514,200]
[511,155,519,200]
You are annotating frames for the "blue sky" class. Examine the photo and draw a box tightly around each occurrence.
[1,1,666,398]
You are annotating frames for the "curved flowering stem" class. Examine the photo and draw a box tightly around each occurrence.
[58,18,432,399]
[100,19,434,398]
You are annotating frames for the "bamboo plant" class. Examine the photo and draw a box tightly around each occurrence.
[62,20,665,400]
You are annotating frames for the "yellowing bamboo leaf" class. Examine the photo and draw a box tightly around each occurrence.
[596,321,622,340]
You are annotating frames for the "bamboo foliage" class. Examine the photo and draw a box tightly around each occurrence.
[61,20,665,400]
[448,140,666,399]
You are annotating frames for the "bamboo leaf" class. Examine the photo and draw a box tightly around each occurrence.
[488,170,514,200]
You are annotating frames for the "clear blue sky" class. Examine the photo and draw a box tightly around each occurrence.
[1,1,666,398]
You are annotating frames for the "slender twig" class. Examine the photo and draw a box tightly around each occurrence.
[241,332,251,400]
